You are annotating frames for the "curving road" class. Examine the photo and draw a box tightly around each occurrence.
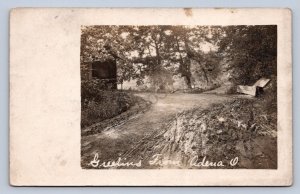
[81,93,234,169]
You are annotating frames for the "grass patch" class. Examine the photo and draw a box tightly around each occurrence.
[81,79,149,129]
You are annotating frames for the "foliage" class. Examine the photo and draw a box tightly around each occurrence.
[81,25,277,89]
[81,79,140,128]
[81,26,213,89]
[213,25,277,85]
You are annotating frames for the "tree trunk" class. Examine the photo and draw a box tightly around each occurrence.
[185,75,192,89]
[183,40,193,89]
[201,67,209,83]
[175,37,192,89]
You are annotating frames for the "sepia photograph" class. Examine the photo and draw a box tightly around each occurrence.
[80,25,278,169]
[9,8,292,186]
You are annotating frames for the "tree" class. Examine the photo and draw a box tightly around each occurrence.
[81,25,277,90]
[163,26,212,88]
[213,25,277,85]
[81,25,215,89]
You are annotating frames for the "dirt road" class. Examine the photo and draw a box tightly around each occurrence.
[81,93,235,168]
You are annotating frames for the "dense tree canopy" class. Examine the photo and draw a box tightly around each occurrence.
[212,25,277,84]
[81,25,277,89]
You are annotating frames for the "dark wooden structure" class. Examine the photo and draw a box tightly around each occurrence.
[90,59,117,89]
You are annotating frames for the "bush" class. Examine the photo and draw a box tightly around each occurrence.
[81,79,139,128]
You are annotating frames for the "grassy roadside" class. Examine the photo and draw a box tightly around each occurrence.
[81,79,151,132]
[81,90,143,128]
[81,93,151,136]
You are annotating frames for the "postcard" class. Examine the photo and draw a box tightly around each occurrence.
[10,8,292,186]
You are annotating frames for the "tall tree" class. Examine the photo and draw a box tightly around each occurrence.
[213,25,277,85]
